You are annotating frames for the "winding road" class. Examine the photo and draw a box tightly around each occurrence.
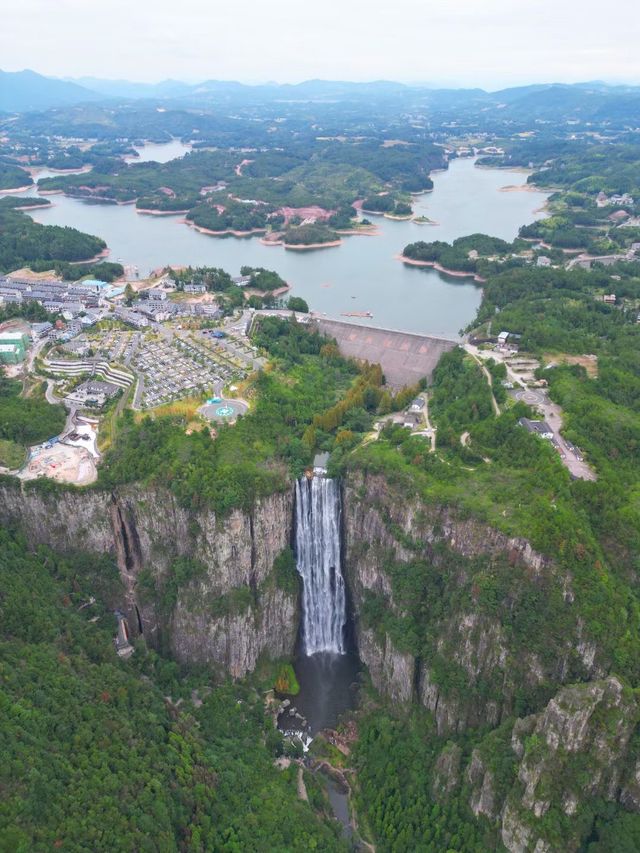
[464,345,501,415]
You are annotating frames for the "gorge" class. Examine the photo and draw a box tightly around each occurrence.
[1,461,637,850]
[3,58,640,852]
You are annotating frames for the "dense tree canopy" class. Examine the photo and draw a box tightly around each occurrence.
[0,528,345,851]
[0,208,106,273]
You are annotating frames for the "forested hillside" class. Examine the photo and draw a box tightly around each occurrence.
[0,207,107,273]
[0,527,345,851]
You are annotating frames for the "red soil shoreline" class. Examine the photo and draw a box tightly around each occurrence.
[185,221,267,237]
[68,247,110,265]
[0,184,33,194]
[396,254,486,283]
[3,202,51,211]
[259,237,343,250]
[285,239,342,250]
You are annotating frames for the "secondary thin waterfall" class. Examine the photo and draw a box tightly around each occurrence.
[295,476,346,655]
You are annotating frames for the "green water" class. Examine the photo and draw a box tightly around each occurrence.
[12,155,548,337]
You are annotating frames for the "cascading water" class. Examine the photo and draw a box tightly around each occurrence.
[295,475,346,656]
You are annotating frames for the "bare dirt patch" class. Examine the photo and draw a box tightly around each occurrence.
[545,353,599,378]
[19,443,97,485]
[7,268,62,281]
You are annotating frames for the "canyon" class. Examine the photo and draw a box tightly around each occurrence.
[1,470,638,850]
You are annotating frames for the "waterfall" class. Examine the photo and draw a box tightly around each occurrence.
[295,475,346,656]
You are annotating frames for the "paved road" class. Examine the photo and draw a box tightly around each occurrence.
[514,389,596,481]
[465,344,596,481]
[25,336,47,374]
[123,332,141,367]
[422,396,436,452]
[44,379,78,433]
[45,378,62,406]
[132,373,144,410]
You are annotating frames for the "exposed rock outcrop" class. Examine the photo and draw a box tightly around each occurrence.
[342,471,606,734]
[501,677,639,852]
[0,482,297,676]
[432,742,462,802]
[357,627,415,703]
[466,749,497,819]
[427,678,639,851]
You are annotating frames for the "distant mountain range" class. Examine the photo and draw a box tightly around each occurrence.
[1,68,639,120]
[0,69,101,112]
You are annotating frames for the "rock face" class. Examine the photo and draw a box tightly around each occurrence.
[0,482,297,677]
[426,678,639,852]
[357,627,414,704]
[341,472,640,849]
[432,742,462,802]
[501,677,639,853]
[342,471,604,735]
[466,749,497,819]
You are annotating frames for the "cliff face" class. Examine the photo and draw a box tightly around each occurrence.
[500,677,638,852]
[342,471,640,849]
[342,471,605,735]
[427,677,639,852]
[0,482,297,677]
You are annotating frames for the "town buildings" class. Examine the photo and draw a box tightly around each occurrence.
[0,330,30,364]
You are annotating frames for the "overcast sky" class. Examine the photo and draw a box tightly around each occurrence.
[2,0,639,88]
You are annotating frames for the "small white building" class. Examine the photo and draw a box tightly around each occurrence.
[147,289,168,301]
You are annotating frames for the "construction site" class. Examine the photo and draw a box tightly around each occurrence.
[19,418,99,486]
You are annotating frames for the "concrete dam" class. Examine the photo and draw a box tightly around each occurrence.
[314,318,457,389]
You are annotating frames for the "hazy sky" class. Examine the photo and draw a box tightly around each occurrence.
[2,0,639,88]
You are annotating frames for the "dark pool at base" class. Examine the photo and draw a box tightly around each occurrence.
[279,652,360,838]
[291,651,361,735]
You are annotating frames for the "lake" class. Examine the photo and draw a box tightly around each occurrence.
[124,139,192,163]
[7,152,549,337]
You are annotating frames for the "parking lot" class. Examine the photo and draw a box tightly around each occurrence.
[511,387,596,481]
[130,336,244,409]
[196,329,263,373]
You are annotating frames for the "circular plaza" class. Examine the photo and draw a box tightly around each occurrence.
[198,398,249,424]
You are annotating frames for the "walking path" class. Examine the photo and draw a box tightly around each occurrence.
[423,396,436,451]
[465,345,501,415]
[296,766,308,802]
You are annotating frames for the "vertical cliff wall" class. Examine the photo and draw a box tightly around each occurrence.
[343,471,640,850]
[342,471,605,735]
[0,482,297,677]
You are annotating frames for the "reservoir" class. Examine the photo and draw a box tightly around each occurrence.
[124,138,192,163]
[9,155,549,337]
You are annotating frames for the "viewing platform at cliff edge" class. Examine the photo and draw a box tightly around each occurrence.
[313,452,330,476]
[313,318,457,389]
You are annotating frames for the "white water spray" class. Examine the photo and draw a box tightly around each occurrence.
[295,476,346,655]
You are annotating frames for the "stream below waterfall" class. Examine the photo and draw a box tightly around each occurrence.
[277,474,361,837]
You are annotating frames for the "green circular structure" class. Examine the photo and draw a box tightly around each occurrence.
[215,405,235,417]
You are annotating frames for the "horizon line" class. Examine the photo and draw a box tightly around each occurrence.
[4,68,640,93]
